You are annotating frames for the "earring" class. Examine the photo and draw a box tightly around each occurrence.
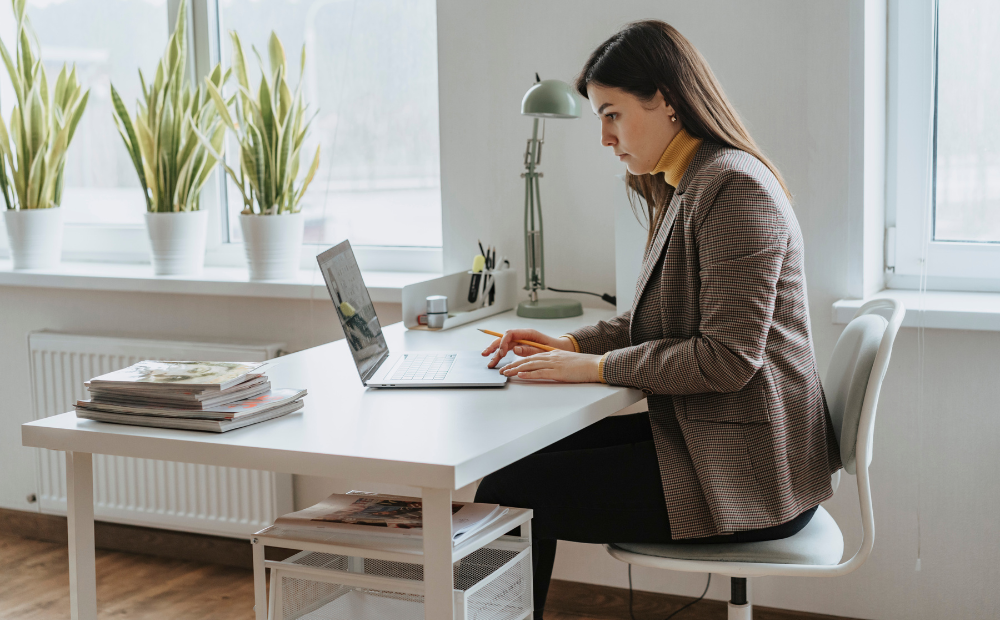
[670,114,678,122]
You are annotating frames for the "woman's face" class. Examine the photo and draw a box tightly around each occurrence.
[586,83,681,175]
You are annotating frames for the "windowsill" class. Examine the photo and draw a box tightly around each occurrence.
[833,289,1000,331]
[0,260,439,304]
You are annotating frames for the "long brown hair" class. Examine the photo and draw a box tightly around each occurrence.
[576,20,791,248]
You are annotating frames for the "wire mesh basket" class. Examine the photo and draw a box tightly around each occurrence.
[266,537,532,620]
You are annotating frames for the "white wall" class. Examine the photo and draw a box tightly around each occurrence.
[436,1,999,618]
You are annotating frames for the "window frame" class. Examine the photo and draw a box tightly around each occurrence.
[0,0,443,275]
[888,0,1000,292]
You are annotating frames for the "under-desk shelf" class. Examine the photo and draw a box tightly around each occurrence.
[254,507,532,564]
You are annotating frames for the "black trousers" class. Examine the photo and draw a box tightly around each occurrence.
[474,412,816,617]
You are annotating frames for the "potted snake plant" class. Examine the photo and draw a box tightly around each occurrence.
[110,0,227,276]
[0,0,89,269]
[196,30,320,281]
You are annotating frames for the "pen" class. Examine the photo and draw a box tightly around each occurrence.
[478,328,557,352]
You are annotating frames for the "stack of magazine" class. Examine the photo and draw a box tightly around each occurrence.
[272,491,509,547]
[75,361,306,433]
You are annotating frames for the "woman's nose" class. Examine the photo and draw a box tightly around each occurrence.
[602,127,617,148]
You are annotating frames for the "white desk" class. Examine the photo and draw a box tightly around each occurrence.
[21,308,643,620]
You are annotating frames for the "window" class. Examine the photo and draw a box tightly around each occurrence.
[217,0,442,249]
[889,0,1000,290]
[0,0,443,270]
[933,0,1000,243]
[0,0,168,226]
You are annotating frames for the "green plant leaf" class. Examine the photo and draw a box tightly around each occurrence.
[26,139,44,208]
[204,78,237,130]
[38,61,48,113]
[229,31,249,92]
[0,38,21,107]
[258,68,274,143]
[65,88,88,144]
[27,84,44,159]
[0,109,12,160]
[278,77,292,124]
[110,84,149,209]
[294,144,320,210]
[52,63,67,108]
[268,31,286,81]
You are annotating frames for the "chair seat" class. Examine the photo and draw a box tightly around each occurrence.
[609,506,844,567]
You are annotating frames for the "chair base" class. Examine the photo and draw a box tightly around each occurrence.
[729,601,752,620]
[729,576,752,619]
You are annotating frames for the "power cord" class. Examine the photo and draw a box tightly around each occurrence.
[628,565,711,620]
[546,286,616,307]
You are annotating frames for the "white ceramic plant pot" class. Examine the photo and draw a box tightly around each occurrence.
[4,208,64,270]
[144,210,209,276]
[240,212,305,281]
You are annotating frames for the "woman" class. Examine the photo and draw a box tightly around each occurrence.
[476,20,842,617]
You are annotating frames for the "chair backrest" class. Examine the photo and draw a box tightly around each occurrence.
[825,311,888,474]
[821,298,904,575]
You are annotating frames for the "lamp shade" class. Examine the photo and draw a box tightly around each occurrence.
[521,79,582,119]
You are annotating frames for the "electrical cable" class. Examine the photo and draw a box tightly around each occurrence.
[546,286,616,307]
[628,564,711,620]
[914,0,939,574]
[309,0,358,348]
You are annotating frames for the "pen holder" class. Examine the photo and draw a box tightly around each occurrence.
[467,268,500,307]
[403,268,517,331]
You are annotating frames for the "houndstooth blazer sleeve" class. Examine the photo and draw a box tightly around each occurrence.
[601,168,787,394]
[567,310,632,355]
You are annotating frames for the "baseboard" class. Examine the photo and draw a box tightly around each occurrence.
[0,507,293,569]
[546,578,859,620]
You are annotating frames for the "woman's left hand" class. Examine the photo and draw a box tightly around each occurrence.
[498,350,603,383]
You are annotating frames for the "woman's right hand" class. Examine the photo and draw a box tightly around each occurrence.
[482,329,576,369]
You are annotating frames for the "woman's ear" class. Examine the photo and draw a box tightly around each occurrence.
[648,89,669,110]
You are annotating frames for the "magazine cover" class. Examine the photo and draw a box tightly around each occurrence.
[311,497,458,529]
[76,388,307,420]
[76,400,304,433]
[274,493,506,544]
[88,375,267,399]
[88,361,265,391]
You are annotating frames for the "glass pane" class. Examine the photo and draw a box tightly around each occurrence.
[0,0,169,225]
[935,0,1000,242]
[218,0,441,247]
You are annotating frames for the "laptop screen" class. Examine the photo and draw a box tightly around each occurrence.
[316,241,388,383]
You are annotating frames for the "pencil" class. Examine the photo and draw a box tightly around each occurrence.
[477,328,557,352]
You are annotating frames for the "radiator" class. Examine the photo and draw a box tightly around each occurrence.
[28,331,294,538]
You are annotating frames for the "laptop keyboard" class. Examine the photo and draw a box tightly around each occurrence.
[391,353,457,381]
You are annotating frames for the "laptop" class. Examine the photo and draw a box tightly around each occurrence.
[317,241,509,388]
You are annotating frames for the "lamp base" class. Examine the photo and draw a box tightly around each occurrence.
[516,298,584,319]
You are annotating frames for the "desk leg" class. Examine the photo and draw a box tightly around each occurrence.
[251,538,267,620]
[66,451,97,620]
[422,487,454,620]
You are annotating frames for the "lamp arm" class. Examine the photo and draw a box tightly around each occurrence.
[534,173,545,289]
[523,165,535,291]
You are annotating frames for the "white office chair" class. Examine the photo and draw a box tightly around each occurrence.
[605,298,904,620]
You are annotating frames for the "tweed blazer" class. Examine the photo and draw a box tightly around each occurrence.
[569,142,842,539]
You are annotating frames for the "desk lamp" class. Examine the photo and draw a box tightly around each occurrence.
[517,75,583,318]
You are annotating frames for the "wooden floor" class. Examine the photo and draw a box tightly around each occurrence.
[0,531,852,620]
[0,533,258,620]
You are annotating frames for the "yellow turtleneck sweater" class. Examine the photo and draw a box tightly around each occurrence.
[651,128,703,187]
[563,129,703,382]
